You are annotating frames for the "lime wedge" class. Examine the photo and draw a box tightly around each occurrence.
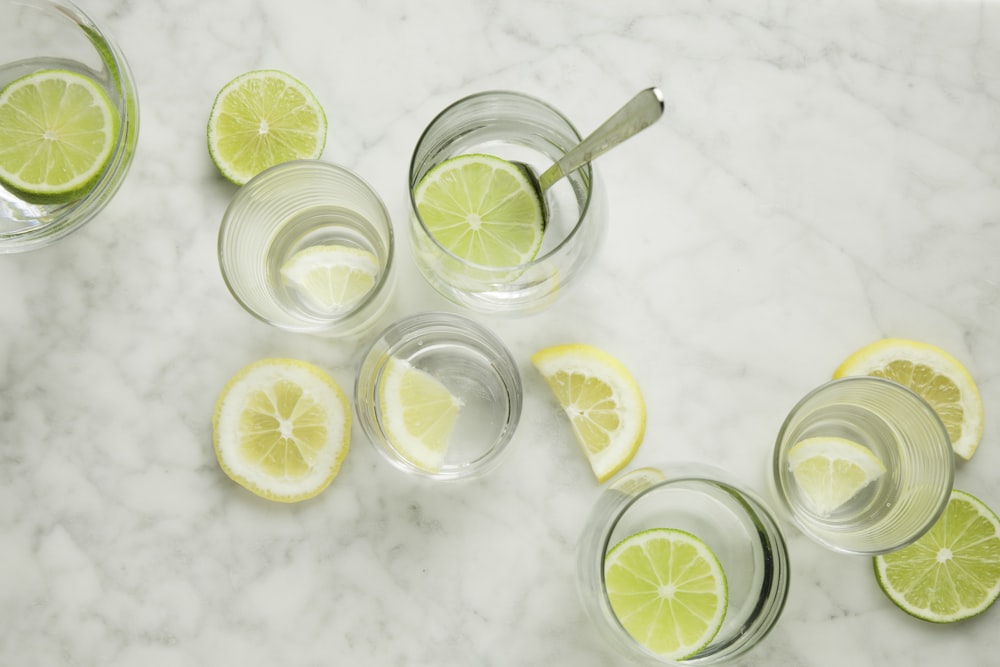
[280,244,380,315]
[875,490,1000,623]
[213,358,351,503]
[605,528,728,659]
[207,69,326,185]
[377,357,463,472]
[787,436,886,516]
[0,69,118,202]
[413,153,545,268]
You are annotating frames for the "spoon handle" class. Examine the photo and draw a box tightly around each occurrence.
[538,87,665,191]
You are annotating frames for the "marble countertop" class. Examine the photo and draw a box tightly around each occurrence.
[4,0,1000,665]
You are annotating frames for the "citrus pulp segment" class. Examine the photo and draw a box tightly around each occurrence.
[207,69,327,185]
[213,358,350,502]
[786,436,886,516]
[531,343,645,482]
[605,528,728,659]
[0,68,118,202]
[874,490,1000,623]
[833,338,983,459]
[280,244,380,315]
[413,153,545,268]
[377,357,463,472]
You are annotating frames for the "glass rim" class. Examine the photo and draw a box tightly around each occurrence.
[355,310,523,480]
[407,89,595,271]
[216,159,396,335]
[0,0,140,252]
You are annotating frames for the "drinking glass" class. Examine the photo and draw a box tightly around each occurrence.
[218,159,395,337]
[408,90,606,314]
[772,376,954,555]
[354,311,522,480]
[577,463,790,665]
[0,0,139,253]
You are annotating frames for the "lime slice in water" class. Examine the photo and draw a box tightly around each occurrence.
[207,69,327,185]
[413,153,545,268]
[604,528,728,660]
[786,436,887,516]
[874,490,1000,623]
[0,68,118,203]
[280,244,380,315]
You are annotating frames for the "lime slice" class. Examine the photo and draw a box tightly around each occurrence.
[0,68,118,202]
[834,338,984,459]
[378,357,463,472]
[875,490,1000,623]
[605,528,728,659]
[787,436,887,516]
[413,153,545,268]
[531,343,646,482]
[207,69,327,185]
[213,358,350,502]
[280,244,380,315]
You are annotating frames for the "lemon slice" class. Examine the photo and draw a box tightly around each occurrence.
[833,338,984,459]
[213,358,350,502]
[605,528,728,660]
[787,436,887,516]
[207,69,327,185]
[279,244,380,315]
[377,357,463,472]
[0,69,118,202]
[531,343,645,482]
[413,153,545,268]
[875,490,1000,623]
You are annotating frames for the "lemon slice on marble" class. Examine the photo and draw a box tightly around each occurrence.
[531,343,646,482]
[213,358,350,502]
[834,338,983,460]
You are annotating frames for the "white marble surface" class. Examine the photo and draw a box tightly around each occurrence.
[3,0,1000,664]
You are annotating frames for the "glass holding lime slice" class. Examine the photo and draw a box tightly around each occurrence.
[577,464,789,665]
[408,90,606,314]
[0,0,139,253]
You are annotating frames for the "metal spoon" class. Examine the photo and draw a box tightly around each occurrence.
[514,87,665,222]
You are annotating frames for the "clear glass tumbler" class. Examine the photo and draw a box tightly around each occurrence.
[0,0,139,253]
[354,311,522,480]
[218,159,395,337]
[408,90,606,314]
[577,463,790,665]
[772,376,954,555]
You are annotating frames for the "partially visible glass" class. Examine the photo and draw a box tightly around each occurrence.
[772,376,954,555]
[577,463,789,666]
[408,91,606,314]
[355,311,522,480]
[218,159,395,338]
[0,0,139,253]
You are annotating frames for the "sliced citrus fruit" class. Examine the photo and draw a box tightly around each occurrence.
[833,338,983,459]
[280,244,380,315]
[413,153,545,268]
[531,343,645,482]
[787,436,886,516]
[213,358,350,502]
[875,490,1000,623]
[0,68,118,202]
[207,69,327,185]
[378,357,463,472]
[605,528,728,659]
